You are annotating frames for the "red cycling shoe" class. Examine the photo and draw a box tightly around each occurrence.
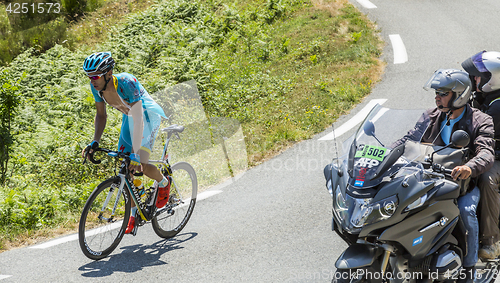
[156,176,172,208]
[125,216,135,234]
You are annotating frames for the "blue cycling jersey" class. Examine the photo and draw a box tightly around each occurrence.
[90,73,167,154]
[90,72,167,119]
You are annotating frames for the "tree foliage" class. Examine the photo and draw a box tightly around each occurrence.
[0,69,22,184]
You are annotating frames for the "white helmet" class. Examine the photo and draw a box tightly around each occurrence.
[462,51,500,92]
[423,69,472,110]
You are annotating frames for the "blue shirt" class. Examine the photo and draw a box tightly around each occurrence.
[90,73,167,119]
[440,110,465,145]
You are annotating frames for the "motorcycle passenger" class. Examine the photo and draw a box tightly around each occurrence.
[395,69,495,282]
[462,51,500,260]
[81,52,170,234]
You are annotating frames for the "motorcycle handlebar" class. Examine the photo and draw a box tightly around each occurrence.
[431,163,453,178]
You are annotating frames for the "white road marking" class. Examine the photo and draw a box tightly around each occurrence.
[197,190,222,201]
[389,34,408,64]
[0,275,12,280]
[318,99,388,141]
[357,0,377,9]
[29,189,223,250]
[30,234,79,250]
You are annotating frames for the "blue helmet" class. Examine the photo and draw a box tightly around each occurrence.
[83,52,115,74]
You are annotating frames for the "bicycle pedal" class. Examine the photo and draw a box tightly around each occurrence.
[131,225,138,236]
[168,196,177,205]
[136,218,146,227]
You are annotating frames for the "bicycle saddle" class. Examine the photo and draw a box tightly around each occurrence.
[162,124,185,133]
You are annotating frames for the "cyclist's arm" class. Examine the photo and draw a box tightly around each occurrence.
[93,101,107,143]
[129,100,143,158]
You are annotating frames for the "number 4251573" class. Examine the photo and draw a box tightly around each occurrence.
[5,2,61,14]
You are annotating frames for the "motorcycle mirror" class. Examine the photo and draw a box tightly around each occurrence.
[363,120,375,137]
[450,130,470,148]
[363,120,385,147]
[429,130,470,163]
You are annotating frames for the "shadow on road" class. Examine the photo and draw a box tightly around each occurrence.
[78,232,197,277]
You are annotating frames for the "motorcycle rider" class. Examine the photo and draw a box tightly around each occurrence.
[395,69,495,282]
[462,51,500,260]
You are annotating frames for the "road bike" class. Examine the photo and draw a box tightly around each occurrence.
[78,124,197,260]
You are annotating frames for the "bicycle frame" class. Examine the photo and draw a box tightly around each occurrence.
[99,131,177,224]
[150,127,176,165]
[90,125,186,229]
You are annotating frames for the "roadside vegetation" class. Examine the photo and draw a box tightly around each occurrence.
[0,0,384,250]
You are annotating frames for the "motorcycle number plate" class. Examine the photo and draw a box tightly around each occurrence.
[355,145,387,162]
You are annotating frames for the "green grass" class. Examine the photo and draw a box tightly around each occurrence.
[0,0,384,250]
[206,0,383,162]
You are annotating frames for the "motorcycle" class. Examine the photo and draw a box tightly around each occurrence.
[324,104,500,283]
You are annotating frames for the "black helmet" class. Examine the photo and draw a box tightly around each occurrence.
[462,51,500,92]
[423,69,472,110]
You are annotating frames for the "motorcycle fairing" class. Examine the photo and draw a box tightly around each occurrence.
[335,243,384,269]
[379,199,459,261]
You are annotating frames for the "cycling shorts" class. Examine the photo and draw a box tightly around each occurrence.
[118,110,162,155]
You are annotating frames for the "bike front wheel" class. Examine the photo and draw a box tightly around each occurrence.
[78,177,131,260]
[152,162,197,238]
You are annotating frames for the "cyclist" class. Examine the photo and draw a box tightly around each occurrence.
[462,51,500,259]
[81,51,170,234]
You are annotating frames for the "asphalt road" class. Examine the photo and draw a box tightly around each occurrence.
[2,0,500,282]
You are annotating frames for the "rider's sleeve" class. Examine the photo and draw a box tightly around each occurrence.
[466,112,495,178]
[90,84,104,103]
[116,73,143,104]
[485,100,500,145]
[391,111,430,148]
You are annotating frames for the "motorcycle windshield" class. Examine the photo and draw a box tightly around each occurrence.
[346,104,429,189]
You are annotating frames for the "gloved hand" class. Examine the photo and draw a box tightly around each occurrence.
[130,153,141,166]
[83,140,99,158]
[82,141,99,164]
[86,140,99,151]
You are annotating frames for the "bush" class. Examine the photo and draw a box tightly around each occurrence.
[0,69,22,184]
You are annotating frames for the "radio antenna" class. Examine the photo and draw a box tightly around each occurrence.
[332,123,340,161]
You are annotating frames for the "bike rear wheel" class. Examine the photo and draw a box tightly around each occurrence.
[152,162,197,238]
[78,177,131,260]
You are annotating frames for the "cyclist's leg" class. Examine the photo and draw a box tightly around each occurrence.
[118,114,132,154]
[139,149,163,181]
[117,117,139,233]
[138,113,171,207]
[139,109,163,176]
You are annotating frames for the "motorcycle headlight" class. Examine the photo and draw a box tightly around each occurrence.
[333,185,348,221]
[351,195,398,228]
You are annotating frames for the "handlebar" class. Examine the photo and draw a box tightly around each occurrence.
[82,147,129,165]
[82,148,145,176]
[431,163,453,178]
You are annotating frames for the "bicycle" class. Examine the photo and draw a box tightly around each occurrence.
[78,124,197,260]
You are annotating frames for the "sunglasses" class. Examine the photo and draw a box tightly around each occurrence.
[435,91,450,97]
[88,72,107,80]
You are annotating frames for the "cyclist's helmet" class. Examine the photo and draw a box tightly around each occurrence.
[462,50,500,92]
[423,69,472,110]
[83,52,115,75]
